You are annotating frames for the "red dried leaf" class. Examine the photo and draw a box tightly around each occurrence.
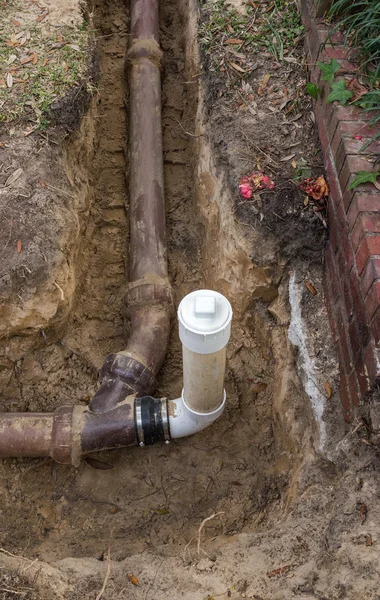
[17,240,22,253]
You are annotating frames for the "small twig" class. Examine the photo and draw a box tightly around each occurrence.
[45,183,75,199]
[197,512,224,555]
[0,548,31,562]
[168,116,202,138]
[144,558,164,600]
[53,281,64,301]
[95,543,111,600]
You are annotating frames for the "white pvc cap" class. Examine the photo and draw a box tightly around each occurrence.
[178,290,233,354]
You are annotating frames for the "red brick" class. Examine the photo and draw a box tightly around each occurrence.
[339,155,378,194]
[334,105,371,122]
[348,318,363,361]
[338,121,380,138]
[327,195,339,253]
[349,267,370,344]
[352,214,380,250]
[324,276,338,343]
[324,149,342,208]
[365,281,380,320]
[360,257,380,298]
[364,340,380,384]
[370,307,380,345]
[341,137,380,155]
[325,243,341,306]
[336,302,354,372]
[348,368,361,407]
[356,235,380,274]
[347,193,380,228]
[315,101,331,155]
[336,250,353,318]
[336,201,355,270]
[309,26,329,62]
[322,46,349,60]
[339,60,360,74]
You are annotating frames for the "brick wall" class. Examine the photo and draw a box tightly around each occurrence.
[302,0,380,420]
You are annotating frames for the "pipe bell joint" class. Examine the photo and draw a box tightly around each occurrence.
[169,290,233,439]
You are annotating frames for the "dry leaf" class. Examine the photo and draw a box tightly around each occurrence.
[324,381,332,399]
[42,58,48,67]
[17,240,22,253]
[127,574,139,586]
[57,34,63,43]
[36,12,48,22]
[230,62,247,73]
[31,53,38,65]
[5,167,23,186]
[11,19,21,26]
[7,54,17,65]
[6,72,13,88]
[304,281,317,296]
[262,73,271,88]
[225,38,243,44]
[63,61,69,72]
[155,508,169,514]
[279,153,296,162]
[20,55,33,64]
[39,179,46,188]
[291,160,297,169]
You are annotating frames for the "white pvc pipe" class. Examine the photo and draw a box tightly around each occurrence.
[168,392,226,439]
[168,290,232,438]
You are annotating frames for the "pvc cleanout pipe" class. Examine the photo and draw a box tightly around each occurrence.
[178,290,233,414]
[88,0,174,414]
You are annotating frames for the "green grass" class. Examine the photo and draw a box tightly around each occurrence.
[0,3,91,128]
[328,0,380,84]
[199,0,304,69]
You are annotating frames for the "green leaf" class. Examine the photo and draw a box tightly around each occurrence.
[306,82,321,100]
[317,58,340,83]
[347,170,380,190]
[326,79,353,105]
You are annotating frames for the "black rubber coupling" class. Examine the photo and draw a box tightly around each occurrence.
[134,396,171,446]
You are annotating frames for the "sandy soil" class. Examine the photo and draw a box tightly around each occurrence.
[0,0,380,598]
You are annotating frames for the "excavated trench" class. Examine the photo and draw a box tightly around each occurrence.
[3,0,375,598]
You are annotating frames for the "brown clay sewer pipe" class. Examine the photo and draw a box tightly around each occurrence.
[0,0,174,464]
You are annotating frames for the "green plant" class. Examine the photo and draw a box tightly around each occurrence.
[348,169,380,189]
[306,82,321,100]
[326,79,353,104]
[328,0,380,84]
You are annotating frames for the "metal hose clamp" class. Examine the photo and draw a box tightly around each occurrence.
[160,398,171,444]
[134,397,145,446]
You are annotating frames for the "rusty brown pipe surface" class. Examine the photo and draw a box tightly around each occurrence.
[89,0,173,414]
[0,400,137,465]
[0,0,173,461]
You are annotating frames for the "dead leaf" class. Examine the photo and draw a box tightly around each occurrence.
[5,167,23,186]
[366,535,372,546]
[42,58,48,67]
[127,574,139,586]
[262,73,271,88]
[279,153,296,162]
[346,77,367,102]
[358,503,367,524]
[20,55,33,64]
[31,53,38,65]
[63,62,69,72]
[304,281,317,296]
[324,381,333,399]
[291,160,297,169]
[7,54,17,65]
[85,456,113,470]
[36,12,48,22]
[6,73,13,88]
[155,508,169,515]
[11,19,21,26]
[39,179,46,188]
[268,565,293,578]
[16,240,22,253]
[225,38,243,44]
[57,34,63,43]
[230,62,247,73]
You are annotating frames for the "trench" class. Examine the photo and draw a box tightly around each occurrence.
[0,0,318,570]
